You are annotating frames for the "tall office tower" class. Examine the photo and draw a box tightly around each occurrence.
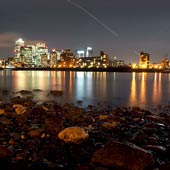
[14,38,25,61]
[14,38,49,67]
[77,50,85,58]
[50,49,61,67]
[86,47,93,57]
[139,51,150,68]
[34,42,49,66]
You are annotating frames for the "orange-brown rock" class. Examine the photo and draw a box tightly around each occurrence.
[58,126,89,144]
[91,140,155,170]
[0,145,13,159]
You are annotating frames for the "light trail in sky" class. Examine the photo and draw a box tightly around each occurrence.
[66,0,119,37]
[134,51,140,56]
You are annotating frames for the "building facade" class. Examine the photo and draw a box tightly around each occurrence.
[50,49,62,68]
[86,47,93,57]
[139,51,150,68]
[57,49,76,68]
[75,53,109,68]
[14,38,49,67]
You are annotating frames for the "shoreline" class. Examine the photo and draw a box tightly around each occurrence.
[0,95,169,170]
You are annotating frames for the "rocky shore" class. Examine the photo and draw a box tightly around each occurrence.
[0,90,170,170]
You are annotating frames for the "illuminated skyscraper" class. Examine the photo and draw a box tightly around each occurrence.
[14,38,25,61]
[13,38,49,67]
[86,47,93,57]
[77,50,85,58]
[139,51,150,68]
[50,49,62,67]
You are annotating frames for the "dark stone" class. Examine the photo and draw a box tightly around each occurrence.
[91,140,155,170]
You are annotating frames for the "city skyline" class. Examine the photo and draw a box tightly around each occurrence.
[0,0,170,63]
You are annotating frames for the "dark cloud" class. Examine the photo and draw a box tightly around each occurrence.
[0,32,19,47]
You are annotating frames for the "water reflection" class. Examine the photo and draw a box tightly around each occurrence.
[1,70,170,108]
[140,72,146,105]
[93,72,107,99]
[129,72,147,106]
[74,72,107,103]
[129,72,136,105]
[75,72,89,100]
[12,71,53,91]
[129,72,165,107]
[152,73,162,105]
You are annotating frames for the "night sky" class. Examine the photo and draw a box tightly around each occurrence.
[0,0,170,63]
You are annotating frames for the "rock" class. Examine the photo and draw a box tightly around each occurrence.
[15,107,27,115]
[18,90,33,95]
[15,115,27,125]
[0,97,169,169]
[102,121,120,128]
[131,130,148,145]
[131,107,145,118]
[42,105,49,112]
[13,104,24,108]
[28,128,43,138]
[8,138,15,145]
[0,109,5,115]
[0,117,12,125]
[98,115,108,120]
[14,152,27,161]
[58,126,89,144]
[132,117,141,122]
[62,104,83,123]
[91,140,155,170]
[77,100,83,107]
[45,115,64,135]
[144,145,166,154]
[50,90,63,95]
[32,89,43,92]
[147,115,164,122]
[13,104,27,114]
[148,136,158,145]
[0,145,13,159]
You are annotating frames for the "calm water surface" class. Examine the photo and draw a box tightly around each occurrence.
[1,70,170,109]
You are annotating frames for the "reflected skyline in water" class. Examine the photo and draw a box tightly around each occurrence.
[0,70,170,108]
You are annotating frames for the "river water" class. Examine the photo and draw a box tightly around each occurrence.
[0,70,170,109]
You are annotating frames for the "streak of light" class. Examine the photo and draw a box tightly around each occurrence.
[67,0,119,37]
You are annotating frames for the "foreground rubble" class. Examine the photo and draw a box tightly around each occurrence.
[0,95,169,170]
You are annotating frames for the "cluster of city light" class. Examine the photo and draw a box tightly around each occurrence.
[1,38,170,70]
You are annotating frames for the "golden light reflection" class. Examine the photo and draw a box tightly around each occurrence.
[168,74,170,99]
[68,71,73,96]
[153,73,158,103]
[60,71,66,91]
[37,71,50,89]
[51,71,57,90]
[152,73,162,104]
[12,71,59,92]
[12,71,28,91]
[129,72,136,104]
[129,72,147,106]
[37,71,55,89]
[98,72,107,96]
[140,72,146,104]
[56,71,62,90]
